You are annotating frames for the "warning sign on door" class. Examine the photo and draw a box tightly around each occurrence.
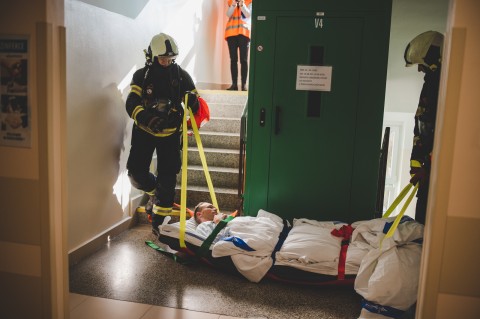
[296,65,332,91]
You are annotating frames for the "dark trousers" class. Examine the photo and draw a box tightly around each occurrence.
[227,35,250,86]
[415,177,430,225]
[127,126,181,208]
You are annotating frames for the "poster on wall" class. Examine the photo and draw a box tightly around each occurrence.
[0,36,30,148]
[296,65,332,92]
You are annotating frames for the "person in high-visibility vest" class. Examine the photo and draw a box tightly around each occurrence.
[404,30,444,225]
[225,0,252,91]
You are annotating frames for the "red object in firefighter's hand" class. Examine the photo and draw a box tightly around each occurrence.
[187,96,210,131]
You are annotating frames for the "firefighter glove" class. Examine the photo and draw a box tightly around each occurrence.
[185,92,199,114]
[410,166,427,186]
[147,116,166,133]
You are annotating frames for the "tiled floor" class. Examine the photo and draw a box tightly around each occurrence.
[69,224,363,319]
[69,293,249,319]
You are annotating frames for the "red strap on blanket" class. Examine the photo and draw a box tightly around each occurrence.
[331,225,354,280]
[331,224,353,241]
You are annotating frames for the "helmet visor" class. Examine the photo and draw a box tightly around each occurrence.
[158,56,175,67]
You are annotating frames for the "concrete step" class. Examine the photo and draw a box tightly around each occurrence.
[188,131,240,150]
[202,117,240,133]
[186,147,240,169]
[177,165,239,189]
[174,185,242,213]
[199,89,248,105]
[207,102,246,118]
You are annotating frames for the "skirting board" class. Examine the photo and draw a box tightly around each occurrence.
[68,217,134,267]
[68,195,143,267]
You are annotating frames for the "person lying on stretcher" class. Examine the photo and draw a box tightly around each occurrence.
[192,202,230,240]
[193,202,228,224]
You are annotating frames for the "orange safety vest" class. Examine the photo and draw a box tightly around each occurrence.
[225,0,252,40]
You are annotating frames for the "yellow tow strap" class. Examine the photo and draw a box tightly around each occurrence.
[178,94,219,248]
[380,182,419,246]
[188,107,219,212]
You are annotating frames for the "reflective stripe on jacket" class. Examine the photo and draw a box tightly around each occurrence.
[225,0,252,40]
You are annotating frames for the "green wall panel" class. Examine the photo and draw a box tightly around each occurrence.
[244,0,392,222]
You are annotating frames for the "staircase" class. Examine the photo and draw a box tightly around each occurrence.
[135,89,247,223]
[175,90,247,213]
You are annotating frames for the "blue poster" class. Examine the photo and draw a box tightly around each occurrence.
[0,37,30,148]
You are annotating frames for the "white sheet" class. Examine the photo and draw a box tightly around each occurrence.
[159,210,285,283]
[159,216,206,246]
[274,218,368,276]
[354,217,424,318]
[211,209,285,282]
[159,213,423,288]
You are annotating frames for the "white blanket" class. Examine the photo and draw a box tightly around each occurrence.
[159,212,424,292]
[159,210,285,283]
[211,209,285,282]
[274,218,370,276]
[354,217,424,318]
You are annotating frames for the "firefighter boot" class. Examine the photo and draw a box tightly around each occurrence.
[145,195,155,223]
[151,213,165,238]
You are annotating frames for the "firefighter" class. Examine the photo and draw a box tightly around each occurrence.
[126,33,200,236]
[225,0,252,91]
[404,30,444,225]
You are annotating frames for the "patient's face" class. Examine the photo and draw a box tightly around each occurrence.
[197,203,218,222]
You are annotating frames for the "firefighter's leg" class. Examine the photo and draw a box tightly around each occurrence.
[151,132,182,233]
[227,36,239,90]
[415,181,430,225]
[239,35,250,90]
[127,127,157,217]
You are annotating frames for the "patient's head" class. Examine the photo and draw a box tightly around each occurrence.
[194,202,218,224]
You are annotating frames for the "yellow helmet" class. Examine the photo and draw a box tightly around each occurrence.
[404,31,444,70]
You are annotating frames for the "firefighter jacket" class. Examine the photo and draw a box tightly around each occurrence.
[225,0,252,40]
[410,69,441,173]
[126,62,197,137]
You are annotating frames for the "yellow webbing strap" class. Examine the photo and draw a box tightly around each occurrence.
[382,183,413,218]
[137,206,187,217]
[384,183,418,240]
[179,97,189,248]
[178,94,220,248]
[380,182,419,247]
[188,106,219,212]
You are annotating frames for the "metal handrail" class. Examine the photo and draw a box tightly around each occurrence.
[238,99,248,199]
[375,126,390,218]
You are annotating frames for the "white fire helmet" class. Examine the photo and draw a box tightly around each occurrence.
[149,33,179,58]
[404,31,444,70]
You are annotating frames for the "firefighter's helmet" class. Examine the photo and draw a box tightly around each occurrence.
[404,31,444,71]
[149,33,179,58]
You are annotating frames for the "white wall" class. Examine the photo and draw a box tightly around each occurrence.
[66,0,230,250]
[385,0,450,114]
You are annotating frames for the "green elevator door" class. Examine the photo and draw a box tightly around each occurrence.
[267,16,363,221]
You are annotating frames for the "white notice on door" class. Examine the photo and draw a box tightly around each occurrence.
[296,65,332,91]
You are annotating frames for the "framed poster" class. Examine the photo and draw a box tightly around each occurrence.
[0,36,30,148]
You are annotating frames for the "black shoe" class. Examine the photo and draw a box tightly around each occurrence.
[226,85,238,91]
[151,214,165,239]
[152,226,160,238]
[241,85,247,91]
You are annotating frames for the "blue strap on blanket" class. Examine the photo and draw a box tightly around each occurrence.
[361,299,405,318]
[383,216,424,244]
[270,219,291,263]
[222,236,255,251]
[383,215,414,234]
